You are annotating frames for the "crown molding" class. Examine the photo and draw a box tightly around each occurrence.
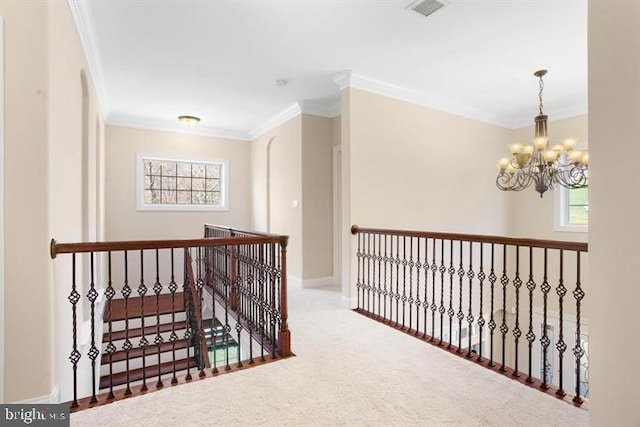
[508,104,588,130]
[67,0,110,114]
[249,103,302,140]
[106,114,252,141]
[335,71,515,129]
[299,99,341,118]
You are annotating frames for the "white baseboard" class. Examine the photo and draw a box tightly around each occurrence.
[301,276,337,289]
[288,275,302,289]
[12,385,60,404]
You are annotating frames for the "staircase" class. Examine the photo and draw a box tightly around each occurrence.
[100,291,199,391]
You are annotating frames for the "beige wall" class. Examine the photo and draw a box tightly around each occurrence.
[301,114,333,280]
[47,0,105,404]
[0,0,105,402]
[0,0,51,402]
[508,114,588,242]
[252,116,303,279]
[589,2,640,425]
[105,125,251,241]
[345,88,511,303]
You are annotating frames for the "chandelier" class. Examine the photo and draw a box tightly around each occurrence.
[495,70,588,197]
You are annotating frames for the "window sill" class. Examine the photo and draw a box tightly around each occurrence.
[554,224,588,233]
[137,204,229,212]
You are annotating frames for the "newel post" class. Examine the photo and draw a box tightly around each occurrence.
[278,236,291,357]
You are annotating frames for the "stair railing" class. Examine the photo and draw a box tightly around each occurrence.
[351,225,588,406]
[50,231,291,411]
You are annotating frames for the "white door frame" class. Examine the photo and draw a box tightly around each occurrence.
[0,17,6,403]
[332,145,342,286]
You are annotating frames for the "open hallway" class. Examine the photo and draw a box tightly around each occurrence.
[71,284,588,427]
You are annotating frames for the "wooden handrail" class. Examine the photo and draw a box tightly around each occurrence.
[350,225,588,252]
[50,235,289,258]
[204,224,282,238]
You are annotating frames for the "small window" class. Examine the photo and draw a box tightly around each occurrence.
[137,154,228,211]
[567,186,588,225]
[555,180,588,232]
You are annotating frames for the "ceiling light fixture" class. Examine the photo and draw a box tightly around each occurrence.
[495,70,588,198]
[178,115,201,127]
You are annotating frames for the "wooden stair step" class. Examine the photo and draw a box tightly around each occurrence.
[99,357,199,389]
[104,292,185,322]
[103,320,189,342]
[101,338,191,364]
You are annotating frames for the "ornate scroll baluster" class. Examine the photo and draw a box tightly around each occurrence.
[394,236,401,326]
[105,252,116,399]
[572,251,585,404]
[438,239,445,345]
[456,241,464,353]
[477,244,486,362]
[525,248,536,383]
[488,244,497,367]
[401,236,408,329]
[556,250,567,397]
[153,249,163,389]
[169,248,179,385]
[122,250,133,395]
[87,252,99,403]
[447,241,455,350]
[377,234,383,319]
[68,253,80,409]
[138,250,148,392]
[540,248,551,390]
[512,246,522,378]
[499,245,509,372]
[431,238,437,342]
[414,237,421,336]
[466,242,474,358]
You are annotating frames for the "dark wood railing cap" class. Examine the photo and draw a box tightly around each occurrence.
[351,225,587,252]
[50,235,288,258]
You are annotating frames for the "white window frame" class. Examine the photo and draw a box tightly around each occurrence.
[136,153,229,211]
[554,185,588,233]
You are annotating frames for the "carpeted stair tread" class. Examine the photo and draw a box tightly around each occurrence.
[99,357,199,389]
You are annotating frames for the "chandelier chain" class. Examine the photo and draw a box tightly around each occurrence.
[538,75,544,115]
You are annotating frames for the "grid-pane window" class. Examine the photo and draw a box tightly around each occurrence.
[567,183,588,225]
[138,155,227,210]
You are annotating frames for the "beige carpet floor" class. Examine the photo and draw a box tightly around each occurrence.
[71,285,588,427]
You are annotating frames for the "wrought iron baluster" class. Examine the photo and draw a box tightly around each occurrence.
[526,247,536,383]
[488,243,497,367]
[153,249,163,389]
[556,249,567,397]
[169,248,178,385]
[457,241,464,353]
[356,232,362,310]
[408,237,415,331]
[401,236,408,329]
[572,251,585,404]
[68,253,80,409]
[513,246,522,378]
[422,237,429,339]
[431,238,437,342]
[477,244,486,362]
[438,239,445,345]
[395,235,401,326]
[197,247,207,375]
[105,252,116,399]
[377,234,382,319]
[540,248,551,390]
[87,252,99,403]
[415,237,422,336]
[184,250,193,381]
[381,234,387,321]
[447,240,455,350]
[234,245,243,368]
[466,242,475,358]
[122,250,133,395]
[367,233,372,314]
[138,250,148,392]
[499,245,509,372]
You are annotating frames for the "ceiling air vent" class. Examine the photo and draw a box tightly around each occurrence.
[409,0,447,18]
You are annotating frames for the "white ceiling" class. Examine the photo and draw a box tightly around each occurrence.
[71,0,587,141]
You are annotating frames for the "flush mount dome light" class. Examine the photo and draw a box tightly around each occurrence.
[178,115,200,127]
